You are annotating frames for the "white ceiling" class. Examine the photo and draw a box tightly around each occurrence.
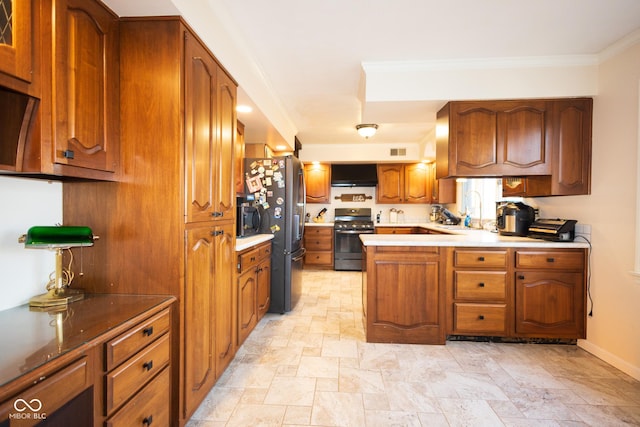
[103,0,640,157]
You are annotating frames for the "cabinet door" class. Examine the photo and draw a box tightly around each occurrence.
[0,0,32,83]
[515,271,585,338]
[256,258,271,319]
[304,163,331,203]
[499,101,549,174]
[376,164,403,203]
[214,223,235,377]
[185,34,218,223]
[404,163,430,203]
[52,0,119,173]
[429,162,456,204]
[549,98,592,195]
[216,68,237,221]
[184,226,216,416]
[237,269,257,346]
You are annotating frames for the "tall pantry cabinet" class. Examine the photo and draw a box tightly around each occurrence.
[62,18,237,425]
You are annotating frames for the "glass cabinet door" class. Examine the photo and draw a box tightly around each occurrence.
[0,0,32,83]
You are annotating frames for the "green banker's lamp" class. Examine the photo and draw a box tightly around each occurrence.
[19,225,96,308]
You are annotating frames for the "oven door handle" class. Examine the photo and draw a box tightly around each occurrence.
[335,230,375,234]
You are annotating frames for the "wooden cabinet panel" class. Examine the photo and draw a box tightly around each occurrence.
[0,0,32,84]
[216,69,237,220]
[454,249,508,268]
[106,367,170,427]
[364,247,445,344]
[515,271,585,337]
[303,227,333,269]
[428,162,456,204]
[454,303,507,334]
[235,121,246,194]
[50,0,119,174]
[106,309,171,370]
[236,240,271,345]
[304,163,331,203]
[377,163,431,204]
[515,250,585,270]
[437,100,552,178]
[454,271,507,300]
[106,334,170,413]
[214,224,236,377]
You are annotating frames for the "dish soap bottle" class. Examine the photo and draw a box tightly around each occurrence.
[464,211,471,228]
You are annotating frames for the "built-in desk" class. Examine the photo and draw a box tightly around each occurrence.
[0,294,175,426]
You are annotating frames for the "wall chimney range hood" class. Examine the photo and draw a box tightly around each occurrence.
[330,163,378,187]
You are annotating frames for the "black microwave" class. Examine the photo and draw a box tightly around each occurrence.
[237,205,261,237]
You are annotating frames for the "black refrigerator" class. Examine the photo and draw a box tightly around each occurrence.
[244,155,306,313]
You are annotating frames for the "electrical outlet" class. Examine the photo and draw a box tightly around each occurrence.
[574,223,591,243]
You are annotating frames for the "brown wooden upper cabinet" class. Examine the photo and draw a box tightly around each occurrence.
[0,0,33,85]
[436,98,592,196]
[304,162,331,203]
[14,0,120,180]
[377,163,431,204]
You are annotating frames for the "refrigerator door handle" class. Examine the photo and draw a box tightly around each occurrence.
[292,248,306,262]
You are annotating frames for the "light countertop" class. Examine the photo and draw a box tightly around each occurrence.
[361,223,590,249]
[236,234,274,251]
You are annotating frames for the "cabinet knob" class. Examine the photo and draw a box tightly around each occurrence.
[142,326,154,336]
[478,282,485,288]
[478,315,485,320]
[143,360,154,371]
[143,415,153,426]
[518,275,525,280]
[478,256,485,261]
[211,230,224,236]
[547,257,555,263]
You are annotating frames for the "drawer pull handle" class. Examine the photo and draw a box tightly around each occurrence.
[142,326,154,336]
[518,275,525,280]
[547,257,555,262]
[478,282,485,288]
[143,415,153,426]
[478,256,485,261]
[63,149,75,159]
[143,360,154,371]
[478,315,485,320]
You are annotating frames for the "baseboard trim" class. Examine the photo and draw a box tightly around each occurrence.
[578,339,640,381]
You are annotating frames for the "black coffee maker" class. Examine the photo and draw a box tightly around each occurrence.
[496,202,536,236]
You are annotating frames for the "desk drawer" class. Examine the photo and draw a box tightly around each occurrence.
[105,367,170,427]
[106,333,170,413]
[454,303,507,334]
[305,251,333,266]
[455,271,507,300]
[106,309,170,370]
[454,250,508,268]
[515,250,584,270]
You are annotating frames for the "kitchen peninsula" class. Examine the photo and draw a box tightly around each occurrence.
[360,226,589,346]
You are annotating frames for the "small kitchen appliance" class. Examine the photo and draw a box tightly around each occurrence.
[528,218,577,241]
[237,204,261,237]
[496,202,536,236]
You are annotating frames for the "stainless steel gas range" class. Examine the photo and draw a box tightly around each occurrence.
[333,208,374,271]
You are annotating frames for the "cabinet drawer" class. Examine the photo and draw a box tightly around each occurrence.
[106,309,171,370]
[258,243,272,260]
[305,227,333,237]
[305,237,332,251]
[454,271,507,300]
[454,303,507,334]
[239,247,260,272]
[106,334,170,413]
[515,250,584,270]
[0,357,89,426]
[305,251,333,266]
[454,250,508,268]
[106,367,170,427]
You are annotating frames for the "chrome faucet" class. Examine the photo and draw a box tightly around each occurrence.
[464,190,483,229]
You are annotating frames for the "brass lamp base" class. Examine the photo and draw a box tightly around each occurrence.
[29,288,84,308]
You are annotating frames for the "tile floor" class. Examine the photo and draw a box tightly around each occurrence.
[187,269,640,426]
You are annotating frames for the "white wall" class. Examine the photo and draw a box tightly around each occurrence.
[0,177,63,311]
[531,41,640,380]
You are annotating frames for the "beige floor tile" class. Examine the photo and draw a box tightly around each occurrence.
[186,269,640,427]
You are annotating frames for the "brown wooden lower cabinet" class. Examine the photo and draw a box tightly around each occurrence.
[304,226,334,269]
[0,295,175,427]
[363,245,588,344]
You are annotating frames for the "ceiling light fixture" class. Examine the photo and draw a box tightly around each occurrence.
[356,124,378,139]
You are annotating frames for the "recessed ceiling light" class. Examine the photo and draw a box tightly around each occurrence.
[236,105,253,113]
[275,145,288,151]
